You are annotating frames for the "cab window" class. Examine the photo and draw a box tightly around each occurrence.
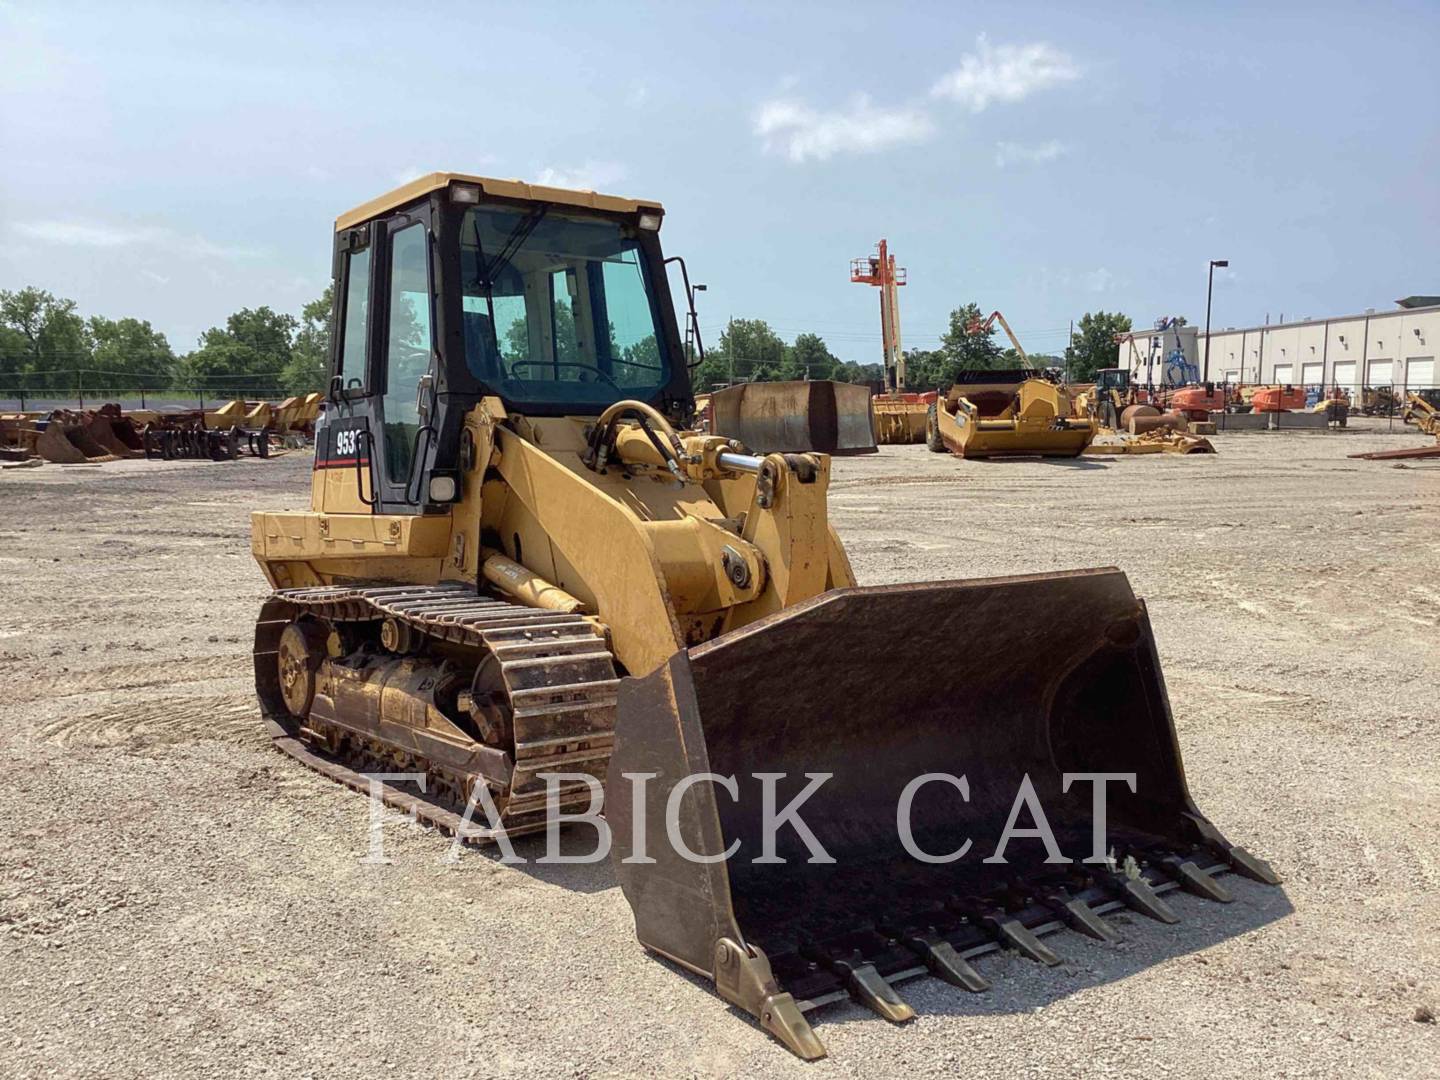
[381,222,433,485]
[336,245,370,388]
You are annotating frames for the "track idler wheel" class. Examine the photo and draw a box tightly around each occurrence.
[467,653,514,746]
[277,620,328,719]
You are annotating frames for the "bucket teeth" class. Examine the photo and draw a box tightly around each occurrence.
[903,932,990,992]
[1162,858,1233,903]
[843,963,915,1023]
[1112,875,1181,924]
[759,993,827,1061]
[1048,894,1120,943]
[805,947,914,1023]
[989,917,1062,966]
[1221,845,1283,885]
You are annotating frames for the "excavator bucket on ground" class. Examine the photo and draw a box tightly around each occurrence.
[707,380,878,455]
[35,411,117,464]
[609,568,1278,1059]
[83,405,143,458]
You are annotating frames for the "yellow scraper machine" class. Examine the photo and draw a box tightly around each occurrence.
[926,310,1097,459]
[251,173,1278,1060]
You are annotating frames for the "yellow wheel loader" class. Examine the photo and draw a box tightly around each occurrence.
[252,173,1277,1060]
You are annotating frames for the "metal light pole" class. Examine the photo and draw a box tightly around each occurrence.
[1203,259,1229,383]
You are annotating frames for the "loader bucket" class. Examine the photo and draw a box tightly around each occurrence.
[708,380,878,455]
[871,393,930,444]
[608,568,1278,1059]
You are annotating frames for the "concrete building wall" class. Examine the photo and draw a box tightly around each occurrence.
[1114,324,1200,385]
[1194,304,1440,390]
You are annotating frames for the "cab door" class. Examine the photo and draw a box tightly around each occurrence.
[371,210,438,513]
[314,222,380,514]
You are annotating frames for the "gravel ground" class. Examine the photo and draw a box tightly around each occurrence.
[1,420,1436,1078]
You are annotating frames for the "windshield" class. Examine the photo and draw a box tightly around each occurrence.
[459,205,671,407]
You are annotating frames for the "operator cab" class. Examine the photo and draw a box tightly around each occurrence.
[319,173,695,515]
[1094,368,1131,394]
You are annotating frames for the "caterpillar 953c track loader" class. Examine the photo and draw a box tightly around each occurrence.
[252,173,1278,1060]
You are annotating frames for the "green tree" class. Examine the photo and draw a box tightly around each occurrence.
[938,302,1004,380]
[179,306,298,397]
[833,360,885,385]
[901,347,943,390]
[88,316,175,391]
[786,332,840,381]
[695,319,789,389]
[0,287,93,392]
[283,286,333,393]
[1065,310,1133,382]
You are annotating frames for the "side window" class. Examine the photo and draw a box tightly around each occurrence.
[337,246,371,387]
[381,222,433,486]
[602,251,662,385]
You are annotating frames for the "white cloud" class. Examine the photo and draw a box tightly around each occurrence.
[533,162,627,191]
[994,139,1067,167]
[13,221,133,248]
[1082,267,1117,293]
[754,95,935,163]
[626,80,649,107]
[392,166,427,186]
[932,35,1079,112]
[11,220,257,260]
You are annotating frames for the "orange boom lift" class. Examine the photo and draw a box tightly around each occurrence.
[853,240,929,443]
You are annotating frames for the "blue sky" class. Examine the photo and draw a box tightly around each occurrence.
[2,0,1437,363]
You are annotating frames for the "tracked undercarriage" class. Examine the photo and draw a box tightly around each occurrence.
[254,583,619,838]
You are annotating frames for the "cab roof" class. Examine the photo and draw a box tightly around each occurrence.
[335,171,664,232]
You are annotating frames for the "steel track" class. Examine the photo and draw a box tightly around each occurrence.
[255,582,619,841]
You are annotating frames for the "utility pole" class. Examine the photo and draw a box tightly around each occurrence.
[1203,259,1229,382]
[1066,318,1073,382]
[727,315,734,385]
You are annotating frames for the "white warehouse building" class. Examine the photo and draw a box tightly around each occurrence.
[1195,297,1439,394]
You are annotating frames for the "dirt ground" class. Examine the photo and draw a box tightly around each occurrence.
[1,420,1436,1079]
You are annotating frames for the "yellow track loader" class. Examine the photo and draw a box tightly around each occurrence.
[252,173,1277,1060]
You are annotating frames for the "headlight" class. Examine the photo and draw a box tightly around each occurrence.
[428,475,458,502]
[638,211,662,231]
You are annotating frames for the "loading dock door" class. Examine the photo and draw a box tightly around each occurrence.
[1333,361,1357,397]
[1301,362,1323,387]
[1368,359,1393,386]
[1406,357,1434,390]
[1274,364,1294,385]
